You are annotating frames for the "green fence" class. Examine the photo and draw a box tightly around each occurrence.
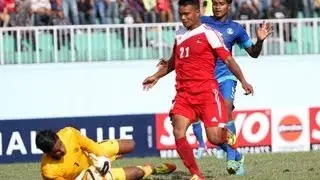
[1,19,320,64]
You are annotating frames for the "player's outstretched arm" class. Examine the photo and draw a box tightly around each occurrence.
[155,56,175,78]
[142,50,175,91]
[224,56,254,95]
[245,21,273,58]
[211,47,254,96]
[70,127,106,156]
[206,27,254,95]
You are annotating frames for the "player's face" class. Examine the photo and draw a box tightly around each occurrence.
[179,5,200,29]
[50,139,66,160]
[212,0,231,18]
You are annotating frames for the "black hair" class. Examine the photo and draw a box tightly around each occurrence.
[35,130,59,153]
[212,0,233,4]
[226,0,233,4]
[178,0,200,10]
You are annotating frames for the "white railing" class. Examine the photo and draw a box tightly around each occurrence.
[0,18,320,65]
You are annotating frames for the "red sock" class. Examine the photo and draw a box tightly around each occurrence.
[175,137,203,178]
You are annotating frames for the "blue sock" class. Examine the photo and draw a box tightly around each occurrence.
[192,121,206,148]
[235,150,242,161]
[226,120,242,161]
[220,143,236,161]
[215,120,236,152]
[227,120,236,134]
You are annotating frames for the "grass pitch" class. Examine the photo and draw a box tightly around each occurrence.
[0,151,319,180]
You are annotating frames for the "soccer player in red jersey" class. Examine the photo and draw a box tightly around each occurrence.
[142,0,253,179]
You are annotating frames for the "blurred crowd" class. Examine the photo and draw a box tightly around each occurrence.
[0,0,320,27]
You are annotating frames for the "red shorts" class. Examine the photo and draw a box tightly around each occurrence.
[169,89,228,128]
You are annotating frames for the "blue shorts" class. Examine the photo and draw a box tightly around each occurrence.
[219,79,237,103]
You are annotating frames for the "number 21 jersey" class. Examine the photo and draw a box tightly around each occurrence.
[174,24,231,94]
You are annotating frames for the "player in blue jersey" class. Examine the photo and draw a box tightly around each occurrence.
[191,0,273,175]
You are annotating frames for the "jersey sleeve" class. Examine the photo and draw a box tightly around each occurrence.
[205,28,231,61]
[70,127,107,156]
[235,24,253,49]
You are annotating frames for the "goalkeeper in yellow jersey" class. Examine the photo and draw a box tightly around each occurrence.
[36,127,176,180]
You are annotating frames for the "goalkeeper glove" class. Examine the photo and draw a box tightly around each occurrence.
[88,153,111,176]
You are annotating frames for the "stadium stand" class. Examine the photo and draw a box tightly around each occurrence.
[0,0,319,64]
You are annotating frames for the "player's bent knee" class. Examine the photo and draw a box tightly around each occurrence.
[208,135,223,145]
[224,100,234,112]
[224,100,234,120]
[117,139,136,154]
[173,127,186,139]
[171,115,190,139]
[206,127,225,145]
[128,140,136,152]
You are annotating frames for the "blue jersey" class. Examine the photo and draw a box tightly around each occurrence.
[201,16,253,83]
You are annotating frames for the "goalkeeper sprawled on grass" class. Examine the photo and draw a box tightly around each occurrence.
[36,127,176,180]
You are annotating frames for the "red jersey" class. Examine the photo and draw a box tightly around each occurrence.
[4,0,15,13]
[173,24,231,94]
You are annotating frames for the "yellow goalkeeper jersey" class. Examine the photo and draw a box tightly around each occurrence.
[40,127,118,180]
